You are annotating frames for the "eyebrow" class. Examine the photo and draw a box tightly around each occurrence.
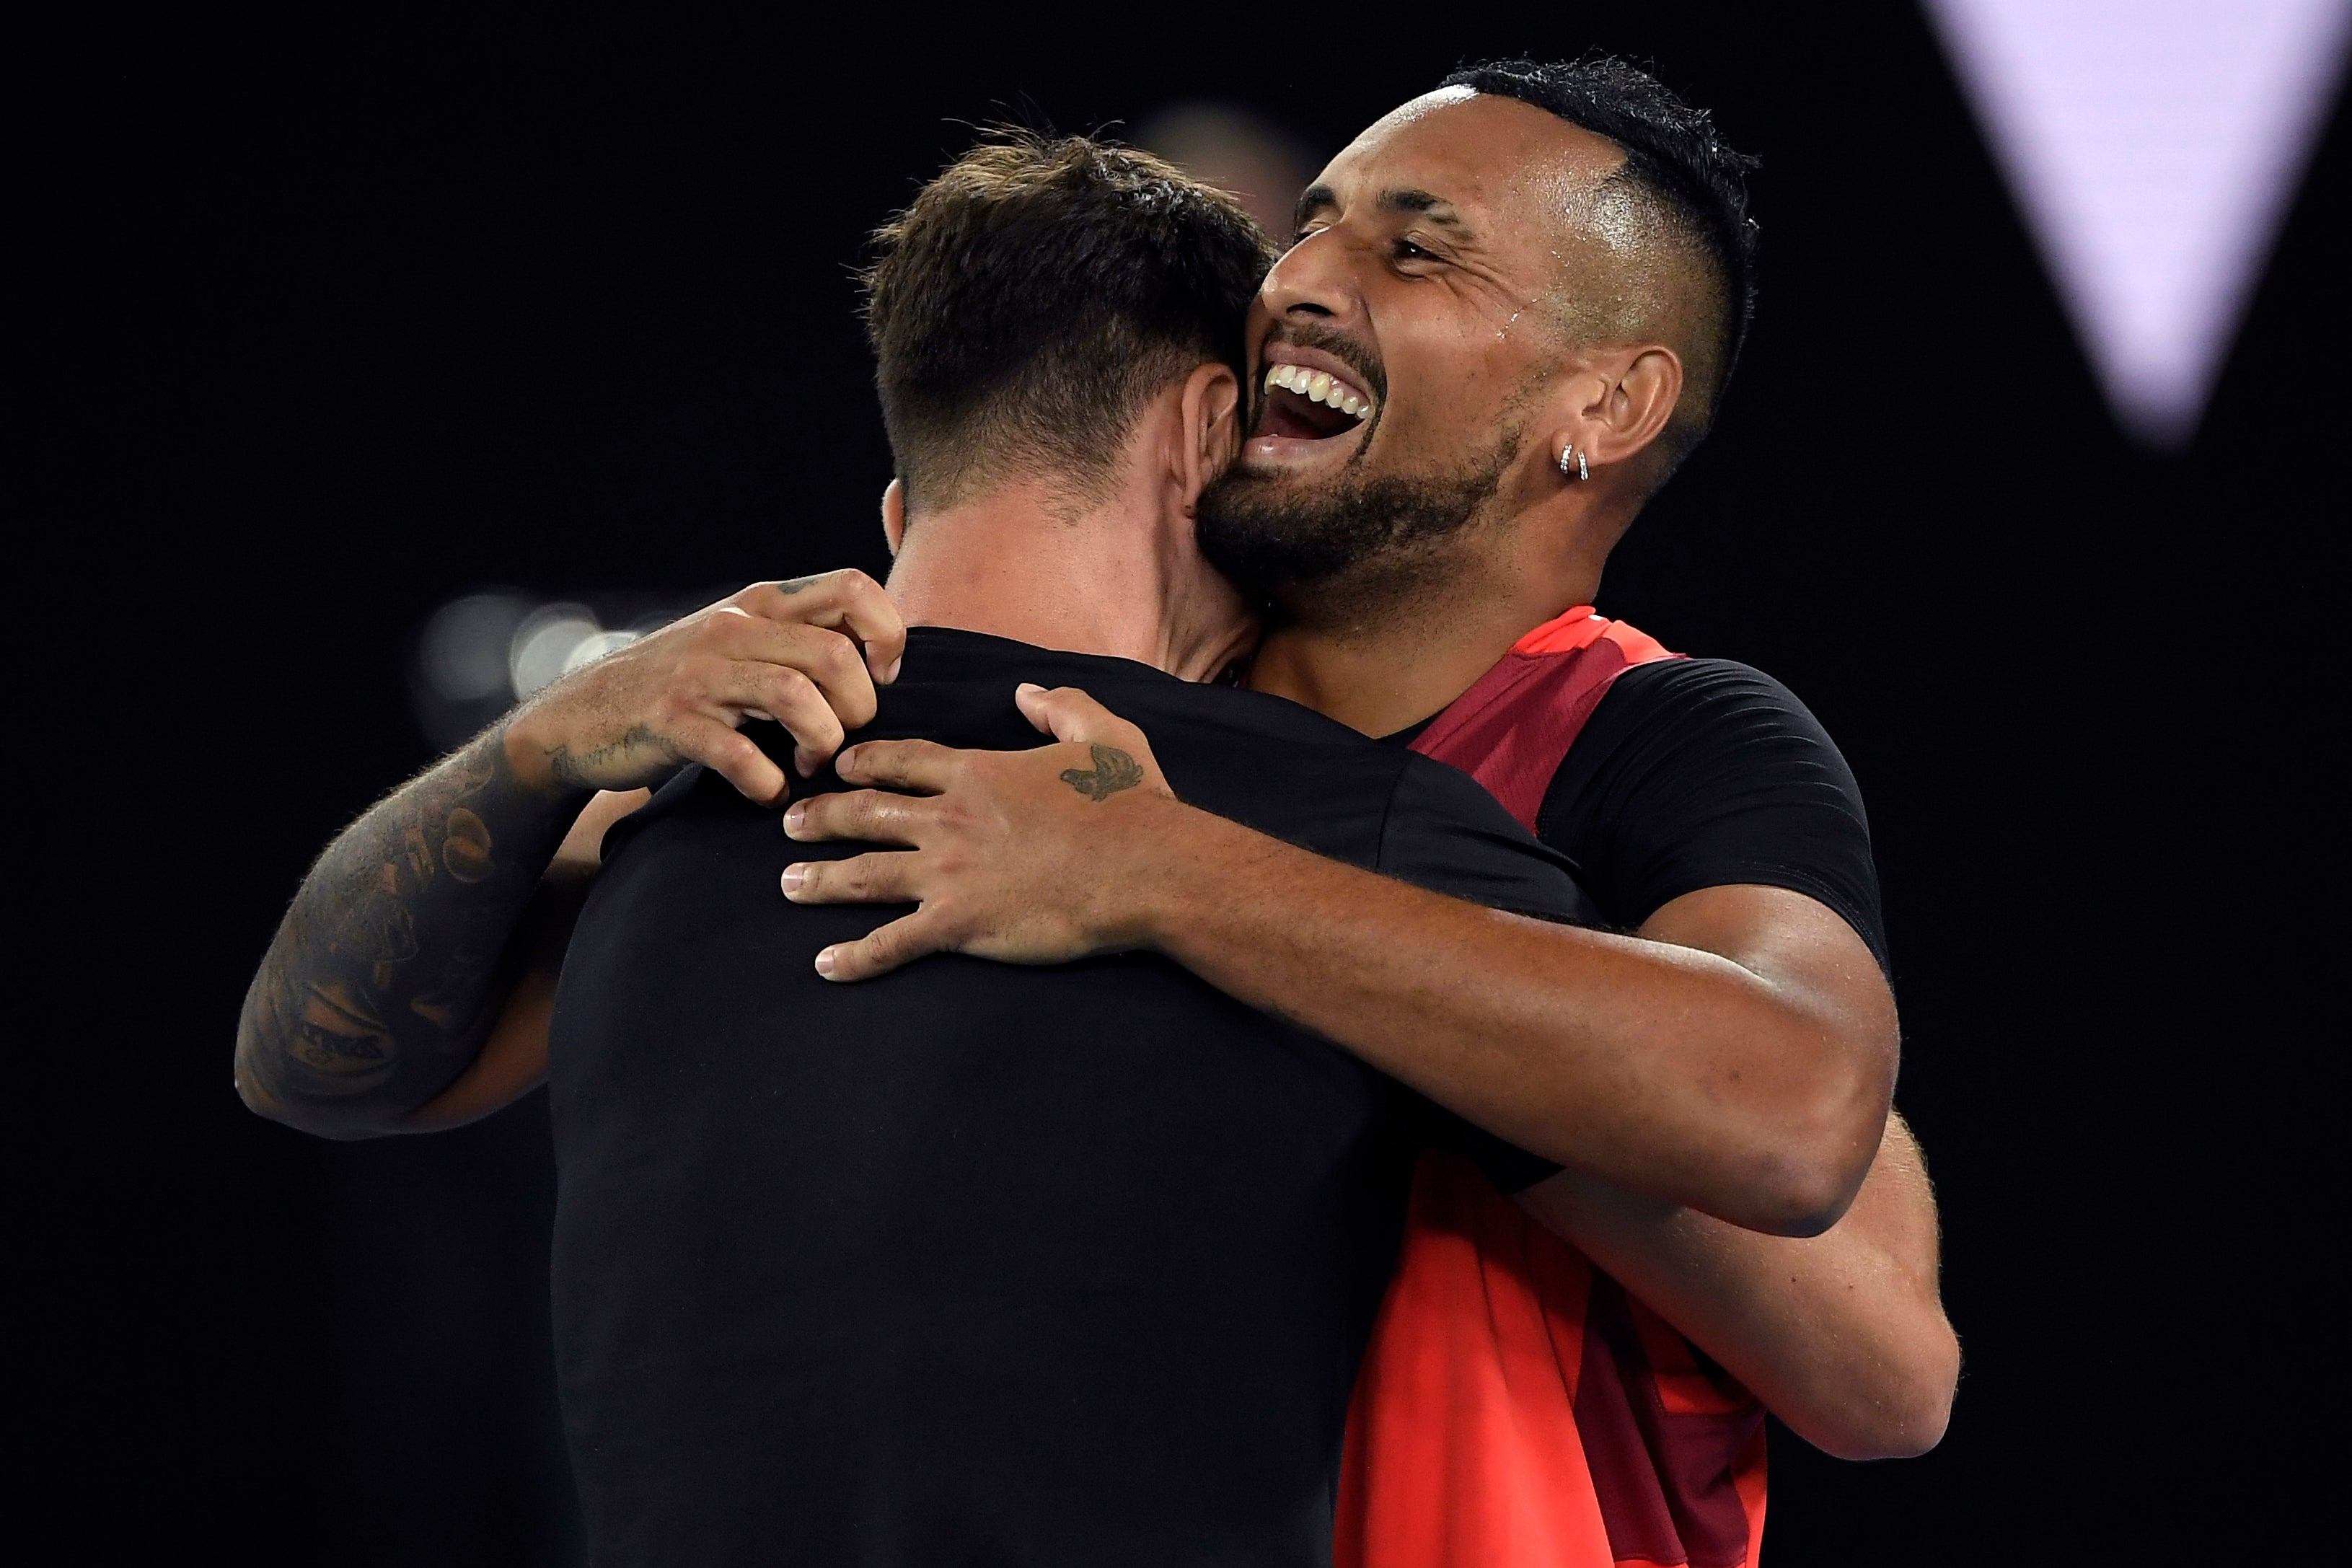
[1292,182,1471,232]
[1378,188,1466,227]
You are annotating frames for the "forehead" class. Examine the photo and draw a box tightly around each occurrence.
[1318,90,1626,227]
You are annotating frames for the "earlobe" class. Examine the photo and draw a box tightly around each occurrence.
[881,477,907,557]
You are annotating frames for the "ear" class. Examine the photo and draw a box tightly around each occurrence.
[1174,361,1242,512]
[880,477,907,557]
[1546,345,1683,477]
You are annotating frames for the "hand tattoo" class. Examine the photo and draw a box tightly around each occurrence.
[1059,744,1145,802]
[236,723,586,1134]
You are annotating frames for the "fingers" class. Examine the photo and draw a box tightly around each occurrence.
[779,849,920,906]
[712,659,845,778]
[1013,685,1166,796]
[1014,684,1148,752]
[669,714,789,806]
[830,738,964,795]
[813,911,944,982]
[734,570,907,684]
[783,788,935,847]
[708,615,880,740]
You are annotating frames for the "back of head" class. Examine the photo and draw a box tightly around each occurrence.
[1442,56,1760,477]
[862,133,1278,517]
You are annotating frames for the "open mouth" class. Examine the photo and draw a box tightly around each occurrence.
[1254,362,1375,444]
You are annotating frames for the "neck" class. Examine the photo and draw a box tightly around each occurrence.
[1248,514,1604,736]
[886,475,1253,683]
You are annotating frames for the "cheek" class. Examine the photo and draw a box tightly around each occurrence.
[1373,338,1525,455]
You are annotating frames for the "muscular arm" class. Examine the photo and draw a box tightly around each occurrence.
[235,571,904,1139]
[234,726,589,1138]
[1131,834,1895,1235]
[1522,1111,1957,1459]
[400,786,650,1132]
[790,686,1895,1233]
[783,682,1941,1441]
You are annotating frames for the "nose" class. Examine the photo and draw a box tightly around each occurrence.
[1259,227,1360,327]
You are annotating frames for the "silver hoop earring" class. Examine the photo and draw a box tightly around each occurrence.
[1559,445,1589,481]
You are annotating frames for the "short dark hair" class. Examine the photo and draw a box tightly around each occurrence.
[1442,56,1760,463]
[861,132,1278,514]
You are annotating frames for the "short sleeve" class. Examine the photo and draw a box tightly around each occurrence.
[1377,753,1598,926]
[1538,659,1890,972]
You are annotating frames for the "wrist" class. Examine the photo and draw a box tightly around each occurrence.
[1114,796,1248,956]
[499,705,587,801]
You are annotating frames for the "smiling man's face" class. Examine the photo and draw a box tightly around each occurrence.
[1199,89,1635,612]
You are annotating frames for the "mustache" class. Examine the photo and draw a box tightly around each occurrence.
[1259,321,1388,405]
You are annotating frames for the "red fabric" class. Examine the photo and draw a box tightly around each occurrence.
[1335,607,1768,1568]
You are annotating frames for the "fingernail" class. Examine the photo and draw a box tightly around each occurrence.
[1016,682,1044,697]
[783,802,806,833]
[884,656,902,683]
[781,865,805,896]
[814,948,836,978]
[834,745,857,774]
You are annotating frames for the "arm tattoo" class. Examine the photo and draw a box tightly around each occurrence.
[1058,744,1145,802]
[235,724,586,1135]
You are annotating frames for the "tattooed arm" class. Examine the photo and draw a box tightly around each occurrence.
[234,728,591,1137]
[234,571,906,1138]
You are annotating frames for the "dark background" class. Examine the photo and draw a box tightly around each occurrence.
[24,5,2343,1561]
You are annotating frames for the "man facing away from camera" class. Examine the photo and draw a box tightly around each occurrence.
[782,59,1956,1568]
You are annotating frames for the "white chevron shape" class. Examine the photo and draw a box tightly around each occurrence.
[1923,0,2351,444]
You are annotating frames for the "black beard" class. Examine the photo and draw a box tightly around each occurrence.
[1197,426,1522,611]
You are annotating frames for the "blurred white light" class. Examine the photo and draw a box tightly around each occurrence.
[508,604,601,700]
[562,628,641,675]
[418,593,531,702]
[1924,0,2352,444]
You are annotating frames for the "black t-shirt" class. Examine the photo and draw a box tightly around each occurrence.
[547,627,1595,1568]
[1393,657,1888,967]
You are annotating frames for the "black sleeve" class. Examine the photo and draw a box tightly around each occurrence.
[1537,659,1890,972]
[1375,752,1596,1194]
[1377,753,1598,925]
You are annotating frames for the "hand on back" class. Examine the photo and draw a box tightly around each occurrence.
[507,571,905,805]
[781,684,1179,979]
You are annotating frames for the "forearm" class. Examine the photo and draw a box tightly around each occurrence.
[1134,804,1891,1232]
[1519,1114,1956,1459]
[234,721,589,1137]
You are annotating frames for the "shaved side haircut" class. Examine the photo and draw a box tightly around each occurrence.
[1443,57,1761,475]
[861,132,1279,516]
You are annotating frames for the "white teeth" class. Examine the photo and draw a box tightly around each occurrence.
[1263,364,1375,423]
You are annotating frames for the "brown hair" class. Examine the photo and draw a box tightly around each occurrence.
[862,132,1277,514]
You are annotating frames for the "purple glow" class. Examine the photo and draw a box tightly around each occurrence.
[1924,0,2351,444]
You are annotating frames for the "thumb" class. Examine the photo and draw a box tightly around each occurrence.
[1015,682,1126,744]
